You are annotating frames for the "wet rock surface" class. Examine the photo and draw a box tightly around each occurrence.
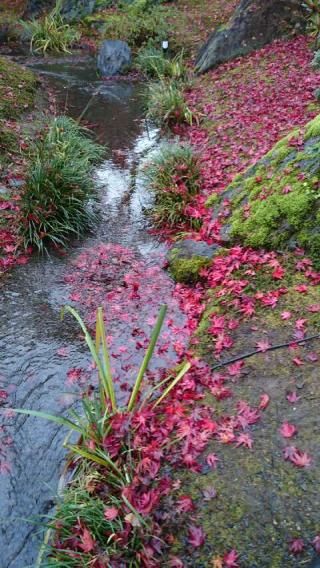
[196,0,306,73]
[169,239,220,261]
[97,40,132,77]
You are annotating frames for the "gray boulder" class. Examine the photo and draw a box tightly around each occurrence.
[169,239,220,261]
[196,0,306,73]
[97,40,131,77]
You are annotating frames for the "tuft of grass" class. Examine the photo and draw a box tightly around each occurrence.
[143,142,202,229]
[19,116,103,251]
[20,0,81,54]
[12,305,191,565]
[136,47,188,80]
[147,79,196,127]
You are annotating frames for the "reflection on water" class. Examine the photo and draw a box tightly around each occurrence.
[0,57,184,568]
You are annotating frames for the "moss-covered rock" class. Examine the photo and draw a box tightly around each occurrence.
[206,115,320,267]
[169,255,210,284]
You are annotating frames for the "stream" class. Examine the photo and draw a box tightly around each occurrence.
[0,56,186,568]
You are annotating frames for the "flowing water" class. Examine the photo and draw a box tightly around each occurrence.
[0,56,185,568]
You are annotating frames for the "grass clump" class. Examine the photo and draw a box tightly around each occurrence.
[136,47,187,80]
[13,305,190,566]
[21,0,81,54]
[143,142,202,229]
[147,80,196,127]
[19,116,103,251]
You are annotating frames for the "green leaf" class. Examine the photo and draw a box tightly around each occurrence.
[9,408,82,433]
[127,304,167,411]
[152,361,191,408]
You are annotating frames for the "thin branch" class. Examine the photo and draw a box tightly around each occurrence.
[212,334,320,370]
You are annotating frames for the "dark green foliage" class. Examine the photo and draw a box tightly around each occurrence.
[19,116,103,251]
[102,0,169,49]
[303,0,320,47]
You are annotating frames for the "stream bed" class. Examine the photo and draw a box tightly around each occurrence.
[0,56,186,568]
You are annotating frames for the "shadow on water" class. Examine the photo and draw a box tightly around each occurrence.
[0,56,184,568]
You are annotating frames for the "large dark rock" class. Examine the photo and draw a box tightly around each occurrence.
[97,40,131,77]
[196,0,306,73]
[24,0,97,22]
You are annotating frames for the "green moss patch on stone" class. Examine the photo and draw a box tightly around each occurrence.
[205,116,320,266]
[169,255,211,284]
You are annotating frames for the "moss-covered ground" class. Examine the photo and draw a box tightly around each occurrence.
[0,55,38,276]
[165,255,320,566]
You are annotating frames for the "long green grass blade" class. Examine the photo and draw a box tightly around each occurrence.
[10,408,82,433]
[66,445,124,482]
[152,361,191,408]
[97,307,117,412]
[127,304,167,412]
[62,306,111,409]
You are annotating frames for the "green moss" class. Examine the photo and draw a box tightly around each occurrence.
[170,251,320,564]
[304,113,320,139]
[0,56,37,120]
[205,115,320,265]
[0,121,19,151]
[205,192,219,207]
[169,255,210,284]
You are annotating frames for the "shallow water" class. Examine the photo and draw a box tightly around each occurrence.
[0,57,185,568]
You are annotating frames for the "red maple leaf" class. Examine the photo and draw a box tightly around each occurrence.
[176,495,195,513]
[281,311,292,320]
[255,339,271,352]
[223,549,240,567]
[283,446,311,467]
[272,266,285,279]
[289,538,305,554]
[235,433,253,449]
[290,450,311,468]
[295,284,308,293]
[104,507,119,521]
[79,525,96,553]
[312,534,320,553]
[259,393,270,410]
[206,453,220,468]
[279,422,297,438]
[292,357,304,366]
[187,525,206,547]
[286,391,300,403]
